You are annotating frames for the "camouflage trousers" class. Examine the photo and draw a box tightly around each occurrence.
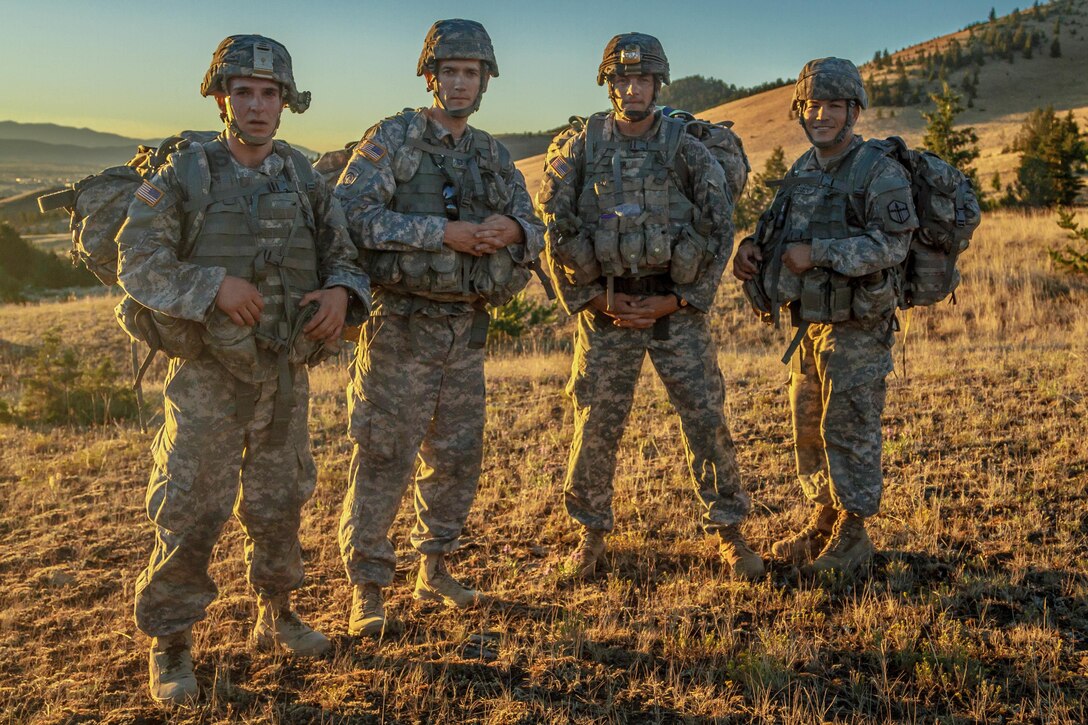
[789,321,891,518]
[134,356,316,638]
[564,307,751,534]
[339,313,485,587]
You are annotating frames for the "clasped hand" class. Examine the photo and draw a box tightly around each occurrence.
[590,292,679,329]
[444,214,524,256]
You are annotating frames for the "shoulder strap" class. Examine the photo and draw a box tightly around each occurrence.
[585,113,607,162]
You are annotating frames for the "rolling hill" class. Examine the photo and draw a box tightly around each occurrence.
[517,0,1088,204]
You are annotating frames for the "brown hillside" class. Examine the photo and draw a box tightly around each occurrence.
[518,0,1088,200]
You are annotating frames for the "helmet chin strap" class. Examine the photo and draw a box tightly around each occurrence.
[608,77,659,123]
[799,100,857,149]
[225,96,279,146]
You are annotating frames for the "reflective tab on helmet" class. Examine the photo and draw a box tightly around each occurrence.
[620,46,641,65]
[253,42,275,78]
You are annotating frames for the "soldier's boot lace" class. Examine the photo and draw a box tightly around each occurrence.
[252,593,331,656]
[348,583,386,637]
[567,528,607,580]
[413,554,481,608]
[806,510,874,576]
[148,629,198,706]
[718,525,766,581]
[771,504,838,564]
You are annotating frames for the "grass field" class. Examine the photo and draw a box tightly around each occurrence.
[0,209,1086,723]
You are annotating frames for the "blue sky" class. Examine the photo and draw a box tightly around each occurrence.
[0,0,1028,150]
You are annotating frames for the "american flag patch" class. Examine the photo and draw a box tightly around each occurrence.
[359,139,386,163]
[134,180,164,207]
[549,155,572,179]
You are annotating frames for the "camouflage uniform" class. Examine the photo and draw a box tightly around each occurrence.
[118,138,369,637]
[773,136,917,517]
[335,109,544,588]
[539,110,752,536]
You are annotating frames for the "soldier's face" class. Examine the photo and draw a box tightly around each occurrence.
[222,77,285,137]
[609,73,655,115]
[431,60,483,113]
[801,99,857,147]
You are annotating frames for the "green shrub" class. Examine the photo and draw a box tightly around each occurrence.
[17,330,138,426]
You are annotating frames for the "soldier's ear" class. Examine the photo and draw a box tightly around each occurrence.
[423,70,436,93]
[214,94,229,122]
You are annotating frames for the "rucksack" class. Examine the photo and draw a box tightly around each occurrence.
[661,108,750,204]
[37,131,221,286]
[36,131,322,427]
[844,136,981,309]
[552,109,751,203]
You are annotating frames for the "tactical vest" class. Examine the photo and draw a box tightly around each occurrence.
[364,111,530,306]
[749,142,888,328]
[577,113,711,285]
[184,139,324,382]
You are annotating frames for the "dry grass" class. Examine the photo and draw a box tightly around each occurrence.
[1,208,1087,723]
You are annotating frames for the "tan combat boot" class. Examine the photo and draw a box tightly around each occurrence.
[148,629,198,706]
[718,525,765,581]
[348,583,386,637]
[252,593,331,656]
[771,504,838,565]
[566,528,607,580]
[806,511,874,576]
[413,554,481,608]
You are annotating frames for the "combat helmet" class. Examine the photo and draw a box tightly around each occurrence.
[597,33,670,86]
[201,35,310,114]
[201,35,309,146]
[792,57,867,148]
[417,19,498,118]
[791,57,868,113]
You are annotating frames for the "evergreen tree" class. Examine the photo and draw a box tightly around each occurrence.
[922,84,983,197]
[734,146,788,230]
[1051,37,1062,57]
[1012,106,1088,207]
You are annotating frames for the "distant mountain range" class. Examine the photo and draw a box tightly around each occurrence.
[0,121,155,149]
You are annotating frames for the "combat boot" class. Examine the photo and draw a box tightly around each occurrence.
[771,504,838,565]
[806,511,874,576]
[414,554,481,608]
[718,525,765,581]
[348,583,386,637]
[148,629,197,706]
[252,593,331,656]
[566,528,607,580]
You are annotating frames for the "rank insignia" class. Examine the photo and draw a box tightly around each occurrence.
[359,139,386,163]
[887,199,911,224]
[549,155,572,179]
[134,180,164,207]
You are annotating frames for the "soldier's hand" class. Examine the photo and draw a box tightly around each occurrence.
[473,214,524,254]
[612,294,678,329]
[443,221,485,256]
[215,275,264,327]
[300,287,348,344]
[732,241,762,281]
[782,244,816,275]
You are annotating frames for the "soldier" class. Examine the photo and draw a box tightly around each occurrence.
[732,58,918,575]
[335,19,544,637]
[116,35,370,705]
[537,33,763,581]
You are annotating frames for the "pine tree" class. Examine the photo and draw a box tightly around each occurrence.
[1012,106,1088,207]
[922,84,983,197]
[1051,37,1062,57]
[733,147,788,230]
